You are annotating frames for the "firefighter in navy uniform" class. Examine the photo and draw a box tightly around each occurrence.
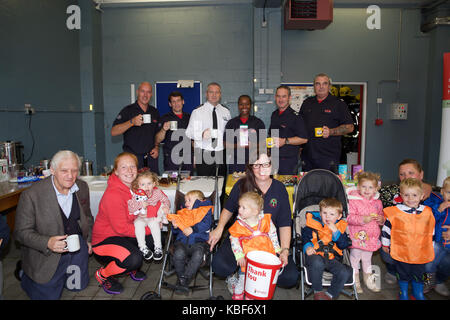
[224,95,265,173]
[156,91,193,173]
[299,74,354,174]
[269,85,308,175]
[111,82,162,173]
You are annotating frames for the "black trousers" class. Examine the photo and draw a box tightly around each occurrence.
[194,148,227,177]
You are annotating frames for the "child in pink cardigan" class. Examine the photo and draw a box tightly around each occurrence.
[347,171,384,293]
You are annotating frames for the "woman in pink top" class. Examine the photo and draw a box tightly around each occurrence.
[347,172,384,293]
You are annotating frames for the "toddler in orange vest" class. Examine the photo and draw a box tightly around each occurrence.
[301,198,353,300]
[167,190,213,294]
[381,178,435,300]
[228,192,281,300]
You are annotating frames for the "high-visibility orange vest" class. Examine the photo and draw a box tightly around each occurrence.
[228,214,276,257]
[383,206,435,264]
[306,212,348,260]
[167,205,213,231]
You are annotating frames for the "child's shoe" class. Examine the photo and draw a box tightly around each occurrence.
[140,246,153,260]
[363,271,380,292]
[384,272,397,285]
[226,273,239,295]
[313,291,332,300]
[423,272,436,293]
[232,293,244,300]
[398,280,409,300]
[153,247,163,261]
[175,276,190,295]
[355,273,363,293]
[231,274,245,300]
[434,282,450,297]
[411,281,426,300]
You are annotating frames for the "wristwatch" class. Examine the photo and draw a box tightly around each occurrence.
[285,137,290,145]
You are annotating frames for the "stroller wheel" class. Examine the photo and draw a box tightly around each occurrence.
[140,291,162,300]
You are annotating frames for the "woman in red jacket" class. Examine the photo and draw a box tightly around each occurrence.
[92,152,153,295]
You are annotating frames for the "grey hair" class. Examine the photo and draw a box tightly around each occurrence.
[314,73,332,85]
[50,150,81,170]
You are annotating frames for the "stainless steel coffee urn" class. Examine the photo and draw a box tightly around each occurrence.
[81,160,93,176]
[0,141,24,177]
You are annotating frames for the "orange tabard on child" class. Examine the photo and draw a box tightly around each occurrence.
[167,205,214,231]
[228,214,276,256]
[306,212,348,260]
[383,206,435,264]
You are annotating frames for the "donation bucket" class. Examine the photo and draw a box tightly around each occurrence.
[244,250,283,300]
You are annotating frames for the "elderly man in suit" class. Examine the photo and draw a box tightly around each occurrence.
[14,150,93,300]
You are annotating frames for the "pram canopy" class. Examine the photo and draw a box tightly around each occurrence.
[294,169,349,217]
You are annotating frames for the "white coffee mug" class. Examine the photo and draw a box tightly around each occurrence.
[210,129,218,139]
[142,114,151,124]
[64,234,81,252]
[170,121,178,130]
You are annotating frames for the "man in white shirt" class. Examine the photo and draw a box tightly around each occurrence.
[185,82,231,176]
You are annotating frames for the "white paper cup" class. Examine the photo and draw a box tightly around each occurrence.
[142,114,151,124]
[170,121,178,130]
[210,129,218,139]
[64,234,80,252]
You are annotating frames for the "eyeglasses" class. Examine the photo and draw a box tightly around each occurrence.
[251,162,271,169]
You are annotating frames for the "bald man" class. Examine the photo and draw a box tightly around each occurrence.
[111,82,163,172]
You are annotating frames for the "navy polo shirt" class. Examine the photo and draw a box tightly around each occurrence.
[224,179,292,229]
[224,115,265,164]
[269,106,308,158]
[299,94,353,160]
[159,111,191,154]
[113,102,160,155]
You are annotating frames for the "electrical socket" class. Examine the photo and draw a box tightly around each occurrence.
[24,104,35,115]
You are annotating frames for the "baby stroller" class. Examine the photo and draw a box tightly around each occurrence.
[141,165,223,300]
[292,169,358,300]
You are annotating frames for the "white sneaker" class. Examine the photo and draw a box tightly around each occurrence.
[226,273,239,295]
[364,272,381,292]
[140,246,153,260]
[153,247,163,261]
[435,283,450,297]
[235,274,245,295]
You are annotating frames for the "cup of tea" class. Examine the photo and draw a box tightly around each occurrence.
[314,127,323,137]
[64,234,80,252]
[170,121,178,130]
[142,114,151,124]
[210,129,218,139]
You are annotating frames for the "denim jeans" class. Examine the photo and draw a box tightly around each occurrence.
[425,243,449,273]
[435,245,450,284]
[305,254,353,298]
[172,241,209,281]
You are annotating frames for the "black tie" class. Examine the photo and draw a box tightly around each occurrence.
[212,107,218,148]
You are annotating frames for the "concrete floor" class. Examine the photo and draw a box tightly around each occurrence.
[1,237,449,301]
